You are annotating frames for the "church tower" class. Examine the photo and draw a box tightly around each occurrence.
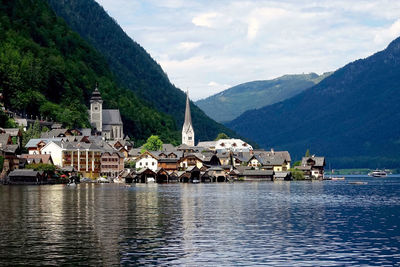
[182,91,195,146]
[90,87,103,132]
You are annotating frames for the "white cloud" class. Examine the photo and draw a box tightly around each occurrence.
[374,19,400,45]
[192,12,220,28]
[95,0,400,100]
[178,42,201,51]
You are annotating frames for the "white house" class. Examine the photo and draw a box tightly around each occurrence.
[215,139,253,152]
[40,141,64,167]
[135,151,158,172]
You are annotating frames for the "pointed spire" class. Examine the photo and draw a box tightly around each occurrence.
[183,90,192,129]
[91,83,102,101]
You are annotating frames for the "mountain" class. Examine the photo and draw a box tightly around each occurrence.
[46,0,239,142]
[227,37,400,168]
[196,73,331,122]
[0,0,179,143]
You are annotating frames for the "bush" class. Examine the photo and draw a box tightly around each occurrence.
[289,168,305,180]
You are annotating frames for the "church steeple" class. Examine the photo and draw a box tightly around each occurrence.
[90,85,103,132]
[182,91,195,146]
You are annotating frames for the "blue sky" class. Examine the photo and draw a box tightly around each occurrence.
[95,0,400,100]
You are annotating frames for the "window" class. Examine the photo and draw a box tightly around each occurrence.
[188,137,192,140]
[140,162,142,166]
[152,162,155,166]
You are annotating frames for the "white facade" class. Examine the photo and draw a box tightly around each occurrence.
[136,153,158,172]
[215,139,253,152]
[41,141,64,167]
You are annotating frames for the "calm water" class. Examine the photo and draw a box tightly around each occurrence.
[0,176,400,266]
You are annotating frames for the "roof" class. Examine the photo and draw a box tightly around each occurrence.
[255,150,291,162]
[242,170,274,176]
[208,166,224,171]
[90,87,103,101]
[1,128,21,136]
[102,109,122,125]
[2,144,18,153]
[197,141,216,148]
[301,156,325,167]
[158,158,179,163]
[275,172,290,178]
[41,129,69,138]
[182,92,193,134]
[0,133,10,147]
[21,154,53,164]
[162,144,176,152]
[8,169,41,177]
[25,138,63,148]
[128,148,142,157]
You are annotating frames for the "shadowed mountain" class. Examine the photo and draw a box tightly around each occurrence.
[228,37,400,168]
[46,0,241,143]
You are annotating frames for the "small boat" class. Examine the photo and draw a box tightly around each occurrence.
[192,179,200,184]
[368,170,387,177]
[331,177,345,181]
[349,181,368,185]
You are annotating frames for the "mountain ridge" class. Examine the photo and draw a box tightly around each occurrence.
[227,37,400,168]
[196,72,331,122]
[46,0,241,143]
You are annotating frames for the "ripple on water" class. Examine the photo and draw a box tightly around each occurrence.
[0,177,399,265]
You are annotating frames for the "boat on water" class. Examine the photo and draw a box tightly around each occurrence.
[368,170,387,177]
[331,177,345,181]
[349,181,368,185]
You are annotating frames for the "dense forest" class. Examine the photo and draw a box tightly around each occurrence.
[46,0,241,142]
[228,37,400,168]
[0,0,181,144]
[196,73,331,122]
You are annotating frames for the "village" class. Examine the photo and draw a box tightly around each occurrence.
[0,88,325,185]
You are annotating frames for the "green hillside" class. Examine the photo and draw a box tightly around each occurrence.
[0,0,179,144]
[196,73,331,122]
[227,37,400,168]
[46,0,240,142]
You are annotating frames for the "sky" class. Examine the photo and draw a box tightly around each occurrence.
[95,0,400,100]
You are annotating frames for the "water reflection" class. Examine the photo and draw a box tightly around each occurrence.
[0,177,399,265]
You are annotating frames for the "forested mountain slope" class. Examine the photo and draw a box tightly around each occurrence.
[46,0,239,142]
[196,73,331,122]
[0,0,179,143]
[228,37,400,168]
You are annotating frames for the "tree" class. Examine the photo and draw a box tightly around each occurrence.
[293,160,301,167]
[142,135,163,152]
[26,163,56,172]
[289,168,305,180]
[305,149,310,157]
[215,133,229,141]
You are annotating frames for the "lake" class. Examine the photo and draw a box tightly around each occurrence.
[0,176,399,266]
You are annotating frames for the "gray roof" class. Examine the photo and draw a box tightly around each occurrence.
[79,128,92,136]
[2,128,21,136]
[128,148,142,157]
[25,138,63,148]
[0,133,10,147]
[41,129,68,138]
[301,156,325,167]
[243,170,274,176]
[102,109,122,125]
[158,158,179,163]
[275,172,290,178]
[2,144,18,153]
[182,92,193,134]
[162,144,176,152]
[9,169,41,177]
